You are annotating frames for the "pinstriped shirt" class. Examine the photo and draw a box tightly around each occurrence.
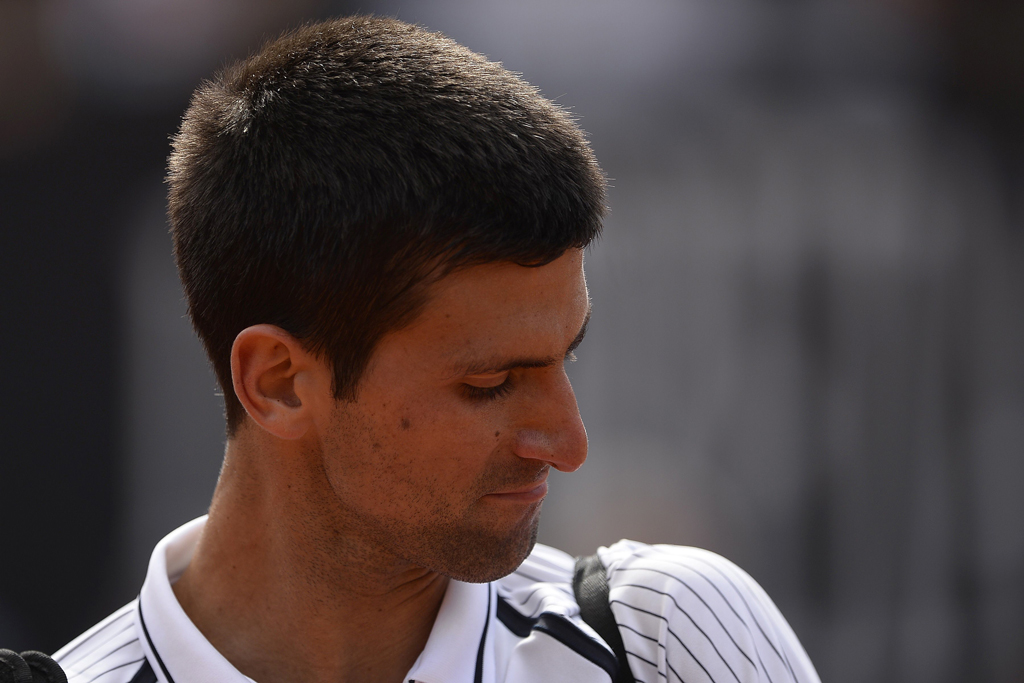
[54,518,819,683]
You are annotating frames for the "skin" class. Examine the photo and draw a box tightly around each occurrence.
[172,248,591,683]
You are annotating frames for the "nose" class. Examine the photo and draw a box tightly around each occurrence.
[512,370,588,472]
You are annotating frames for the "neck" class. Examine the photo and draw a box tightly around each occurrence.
[172,430,449,683]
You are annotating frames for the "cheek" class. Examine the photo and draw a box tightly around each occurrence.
[395,396,506,477]
[320,387,510,515]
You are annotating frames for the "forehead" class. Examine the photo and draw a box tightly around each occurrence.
[380,250,589,369]
[432,250,586,317]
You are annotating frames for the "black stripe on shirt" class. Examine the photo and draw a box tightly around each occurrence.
[611,599,719,683]
[57,611,133,665]
[534,613,618,680]
[497,596,534,637]
[627,550,779,682]
[138,601,175,683]
[496,596,618,680]
[70,639,141,680]
[697,559,799,683]
[67,622,138,674]
[615,582,745,683]
[474,586,491,683]
[618,624,687,683]
[522,553,573,574]
[515,584,575,618]
[128,661,156,683]
[82,657,146,683]
[510,569,550,584]
[613,565,756,668]
[684,557,792,682]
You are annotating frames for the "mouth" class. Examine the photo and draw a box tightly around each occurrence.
[484,472,550,504]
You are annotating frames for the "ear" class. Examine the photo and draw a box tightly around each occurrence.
[230,325,328,440]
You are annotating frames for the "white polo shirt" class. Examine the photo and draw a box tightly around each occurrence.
[55,517,819,683]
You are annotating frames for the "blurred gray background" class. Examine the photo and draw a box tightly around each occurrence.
[1,1,1022,681]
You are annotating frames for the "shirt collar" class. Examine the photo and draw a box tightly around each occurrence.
[137,516,246,683]
[136,516,495,683]
[405,579,494,683]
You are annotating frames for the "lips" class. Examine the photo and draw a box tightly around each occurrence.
[485,475,549,503]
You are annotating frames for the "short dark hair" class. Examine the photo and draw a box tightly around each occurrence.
[168,15,606,435]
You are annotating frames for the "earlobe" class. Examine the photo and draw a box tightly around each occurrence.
[230,325,319,440]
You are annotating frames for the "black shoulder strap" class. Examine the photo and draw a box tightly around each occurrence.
[573,554,636,683]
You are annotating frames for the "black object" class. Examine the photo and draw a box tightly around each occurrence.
[573,554,636,683]
[0,650,67,683]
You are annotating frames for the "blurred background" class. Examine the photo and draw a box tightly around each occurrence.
[1,0,1022,681]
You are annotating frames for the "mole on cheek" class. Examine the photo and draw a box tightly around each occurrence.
[401,417,411,430]
[494,431,500,438]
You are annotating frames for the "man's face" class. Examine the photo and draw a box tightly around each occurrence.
[314,249,590,582]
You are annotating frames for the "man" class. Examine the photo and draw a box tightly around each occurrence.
[54,16,820,683]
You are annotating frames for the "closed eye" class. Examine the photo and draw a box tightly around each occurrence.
[462,372,513,401]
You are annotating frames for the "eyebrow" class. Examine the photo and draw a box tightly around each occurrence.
[451,305,591,377]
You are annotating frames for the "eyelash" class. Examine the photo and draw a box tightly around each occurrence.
[462,376,514,401]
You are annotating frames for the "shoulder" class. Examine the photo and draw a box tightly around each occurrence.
[599,540,821,683]
[493,544,621,680]
[497,543,583,624]
[499,543,576,597]
[495,542,578,623]
[53,601,154,683]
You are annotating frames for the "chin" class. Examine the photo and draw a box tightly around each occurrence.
[427,504,542,583]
